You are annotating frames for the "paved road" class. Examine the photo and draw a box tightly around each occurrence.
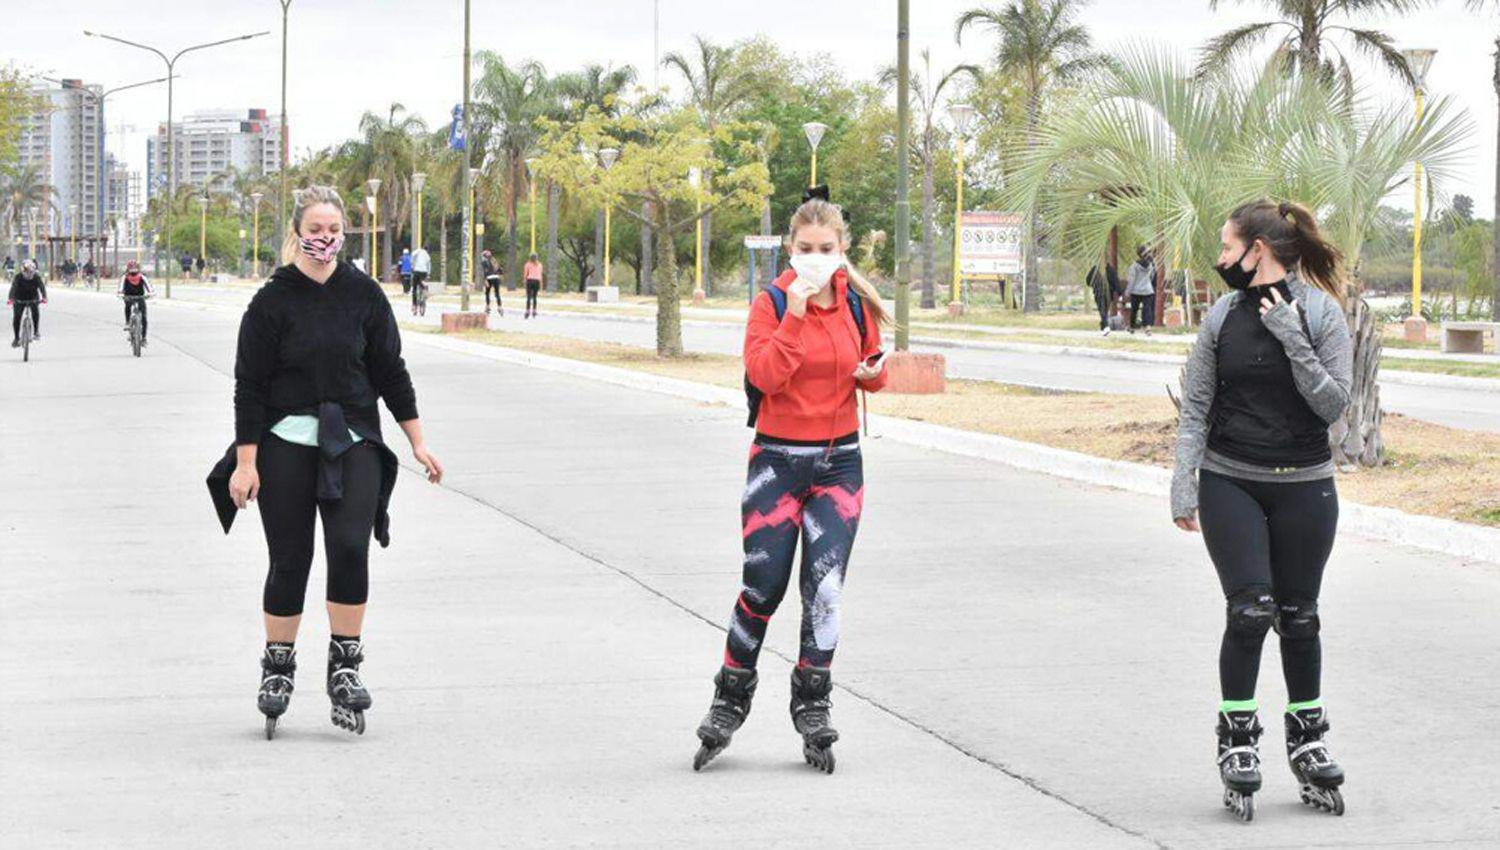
[3,289,1497,847]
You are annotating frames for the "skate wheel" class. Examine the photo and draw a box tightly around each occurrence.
[331,706,366,735]
[803,744,836,774]
[265,717,277,740]
[692,744,719,772]
[1223,790,1254,823]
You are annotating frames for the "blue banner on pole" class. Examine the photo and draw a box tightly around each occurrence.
[448,104,466,151]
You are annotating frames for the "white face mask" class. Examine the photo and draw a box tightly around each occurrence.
[790,252,844,292]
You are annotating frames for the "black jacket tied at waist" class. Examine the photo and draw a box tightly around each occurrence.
[206,400,401,548]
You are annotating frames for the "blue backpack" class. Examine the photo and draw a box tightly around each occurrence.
[744,284,868,428]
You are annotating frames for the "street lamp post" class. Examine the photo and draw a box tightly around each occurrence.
[460,0,473,312]
[524,158,538,255]
[84,27,269,298]
[364,195,375,271]
[689,166,704,300]
[279,1,293,256]
[368,178,382,282]
[468,166,481,301]
[895,0,912,351]
[250,191,263,278]
[1402,47,1437,341]
[237,227,247,277]
[802,121,828,187]
[197,195,208,279]
[598,148,619,289]
[410,171,426,254]
[69,204,78,263]
[947,103,976,313]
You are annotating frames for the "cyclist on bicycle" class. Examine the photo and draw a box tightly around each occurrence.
[118,260,154,346]
[410,245,431,315]
[9,259,47,347]
[83,259,98,282]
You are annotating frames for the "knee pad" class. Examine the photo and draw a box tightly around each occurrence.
[1225,589,1276,641]
[1274,599,1321,639]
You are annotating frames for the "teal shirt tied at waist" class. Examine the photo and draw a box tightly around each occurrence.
[270,415,360,447]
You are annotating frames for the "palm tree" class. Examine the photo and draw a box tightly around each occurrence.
[957,0,1105,311]
[474,52,553,290]
[555,64,638,291]
[1005,46,1470,466]
[663,35,755,296]
[1198,1,1425,85]
[1466,1,1500,319]
[341,103,427,276]
[882,50,981,309]
[1,165,59,260]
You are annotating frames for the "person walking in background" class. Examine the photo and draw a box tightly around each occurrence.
[481,250,503,315]
[1087,261,1119,336]
[1127,245,1157,335]
[399,248,413,294]
[180,252,193,277]
[195,255,207,281]
[522,252,543,319]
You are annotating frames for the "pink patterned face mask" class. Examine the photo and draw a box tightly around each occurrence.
[298,233,344,264]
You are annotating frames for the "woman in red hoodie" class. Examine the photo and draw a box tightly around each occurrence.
[693,195,890,774]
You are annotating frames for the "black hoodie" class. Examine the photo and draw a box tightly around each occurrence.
[206,261,415,546]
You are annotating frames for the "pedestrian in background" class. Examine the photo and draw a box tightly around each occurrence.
[1127,245,1157,335]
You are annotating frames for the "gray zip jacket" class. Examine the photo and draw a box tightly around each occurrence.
[1171,274,1353,520]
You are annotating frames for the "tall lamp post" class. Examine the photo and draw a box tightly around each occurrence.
[197,195,208,279]
[278,1,293,255]
[689,166,704,300]
[947,103,976,313]
[367,178,382,282]
[598,148,619,289]
[250,191,263,278]
[802,121,828,187]
[894,0,912,351]
[1402,46,1437,341]
[84,27,269,297]
[410,171,426,254]
[459,0,473,312]
[524,158,538,255]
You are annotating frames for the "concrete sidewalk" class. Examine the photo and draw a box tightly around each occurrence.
[5,289,1496,848]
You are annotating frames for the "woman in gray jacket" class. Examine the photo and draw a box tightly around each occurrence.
[1172,200,1353,822]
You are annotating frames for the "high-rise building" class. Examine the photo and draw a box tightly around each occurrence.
[104,153,142,253]
[16,79,105,242]
[147,109,283,197]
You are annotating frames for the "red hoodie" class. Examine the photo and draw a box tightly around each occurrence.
[744,268,887,441]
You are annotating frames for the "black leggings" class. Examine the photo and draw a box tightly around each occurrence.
[12,302,39,339]
[123,301,148,338]
[525,280,540,313]
[1199,469,1338,704]
[1129,293,1154,329]
[724,440,864,670]
[257,435,381,617]
[484,276,502,310]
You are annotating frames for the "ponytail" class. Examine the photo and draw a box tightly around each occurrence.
[1229,199,1345,305]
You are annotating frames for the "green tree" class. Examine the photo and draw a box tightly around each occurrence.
[1199,1,1424,84]
[1005,46,1470,466]
[533,107,770,355]
[1465,0,1500,319]
[554,64,639,291]
[339,103,427,275]
[1,164,59,259]
[474,52,555,289]
[957,0,1106,311]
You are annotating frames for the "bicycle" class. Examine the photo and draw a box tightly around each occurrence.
[121,294,148,357]
[14,298,38,362]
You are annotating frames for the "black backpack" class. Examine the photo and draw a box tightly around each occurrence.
[744,284,868,428]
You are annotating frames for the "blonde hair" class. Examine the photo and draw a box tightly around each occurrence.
[786,198,892,327]
[280,185,348,264]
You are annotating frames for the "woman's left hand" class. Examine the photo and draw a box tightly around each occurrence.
[852,358,886,383]
[412,444,444,484]
[1259,286,1298,319]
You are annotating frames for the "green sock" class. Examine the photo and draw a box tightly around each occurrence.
[1286,699,1323,714]
[1219,698,1258,713]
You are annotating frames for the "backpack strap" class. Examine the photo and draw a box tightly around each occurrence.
[766,284,788,321]
[846,288,868,343]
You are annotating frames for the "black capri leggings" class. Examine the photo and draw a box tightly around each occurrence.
[256,434,381,616]
[12,302,39,339]
[1199,469,1338,704]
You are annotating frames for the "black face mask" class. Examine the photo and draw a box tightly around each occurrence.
[1215,245,1257,291]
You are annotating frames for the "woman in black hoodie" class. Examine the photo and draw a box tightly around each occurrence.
[207,185,443,739]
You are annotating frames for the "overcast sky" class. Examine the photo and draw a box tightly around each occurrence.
[8,0,1497,215]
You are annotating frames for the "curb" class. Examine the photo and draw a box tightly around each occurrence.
[406,330,1500,566]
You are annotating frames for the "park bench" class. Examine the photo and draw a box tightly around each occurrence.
[1440,321,1500,354]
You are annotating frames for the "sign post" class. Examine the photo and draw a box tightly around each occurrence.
[744,234,782,305]
[960,211,1024,308]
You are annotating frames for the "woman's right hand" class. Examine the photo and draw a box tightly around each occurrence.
[785,278,820,318]
[230,464,260,510]
[1174,512,1200,533]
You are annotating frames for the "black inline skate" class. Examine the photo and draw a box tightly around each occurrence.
[1217,709,1263,822]
[693,666,757,771]
[790,666,839,774]
[257,643,297,740]
[327,637,372,735]
[1286,706,1345,816]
